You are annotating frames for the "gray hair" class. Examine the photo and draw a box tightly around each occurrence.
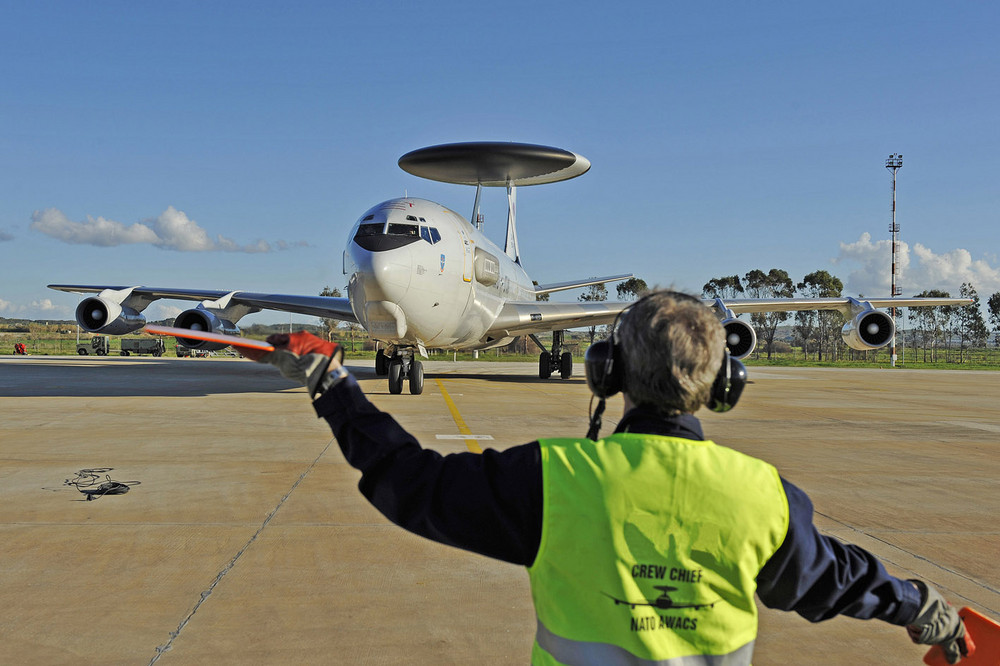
[615,291,725,415]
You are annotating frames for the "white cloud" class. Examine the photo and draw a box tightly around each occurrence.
[30,206,305,253]
[0,297,72,319]
[834,232,1000,297]
[151,303,185,320]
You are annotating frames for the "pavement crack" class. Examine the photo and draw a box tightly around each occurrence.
[148,438,335,664]
[815,510,1000,614]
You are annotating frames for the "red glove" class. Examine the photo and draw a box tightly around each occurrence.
[242,331,344,396]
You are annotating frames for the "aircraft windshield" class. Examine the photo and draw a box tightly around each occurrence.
[355,223,384,237]
[387,223,419,237]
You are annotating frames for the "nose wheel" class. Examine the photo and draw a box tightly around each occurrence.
[532,330,573,379]
[387,350,424,395]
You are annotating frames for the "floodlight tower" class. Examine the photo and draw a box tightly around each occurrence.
[886,153,903,366]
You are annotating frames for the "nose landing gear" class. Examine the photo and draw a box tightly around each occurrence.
[532,330,573,379]
[385,348,424,395]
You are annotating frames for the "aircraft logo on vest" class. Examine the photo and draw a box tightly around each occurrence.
[603,564,719,633]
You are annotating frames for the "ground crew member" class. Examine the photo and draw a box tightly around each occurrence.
[243,290,967,664]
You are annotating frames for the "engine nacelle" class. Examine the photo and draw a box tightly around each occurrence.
[841,310,895,350]
[173,308,240,350]
[721,318,757,359]
[76,297,146,335]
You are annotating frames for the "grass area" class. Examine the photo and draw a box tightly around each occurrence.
[6,330,1000,370]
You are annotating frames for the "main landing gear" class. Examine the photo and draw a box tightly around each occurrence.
[375,347,424,395]
[532,330,572,380]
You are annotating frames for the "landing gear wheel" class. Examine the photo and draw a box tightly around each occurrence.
[560,351,573,379]
[408,360,424,395]
[375,349,389,376]
[539,351,552,379]
[387,358,404,394]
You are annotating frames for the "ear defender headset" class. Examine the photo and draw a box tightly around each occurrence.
[584,293,747,439]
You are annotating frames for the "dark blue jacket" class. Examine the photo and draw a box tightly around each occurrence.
[314,374,921,626]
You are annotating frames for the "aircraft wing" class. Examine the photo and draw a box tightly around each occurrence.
[488,294,972,338]
[713,296,971,316]
[533,274,632,295]
[489,299,630,336]
[48,284,358,322]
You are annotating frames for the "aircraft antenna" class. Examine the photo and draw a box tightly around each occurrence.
[885,153,903,367]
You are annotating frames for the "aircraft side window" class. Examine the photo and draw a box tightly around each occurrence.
[406,215,418,222]
[355,222,385,237]
[430,228,441,244]
[387,223,419,237]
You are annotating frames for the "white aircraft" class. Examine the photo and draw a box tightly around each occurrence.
[50,142,969,395]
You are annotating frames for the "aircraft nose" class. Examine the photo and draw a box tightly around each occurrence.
[350,245,412,304]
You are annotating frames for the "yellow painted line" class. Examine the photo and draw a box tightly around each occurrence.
[434,378,483,453]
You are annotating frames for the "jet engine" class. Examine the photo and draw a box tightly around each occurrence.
[721,318,756,359]
[76,297,146,335]
[841,310,894,350]
[173,308,241,350]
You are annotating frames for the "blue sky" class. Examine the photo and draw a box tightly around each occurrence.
[2,1,999,324]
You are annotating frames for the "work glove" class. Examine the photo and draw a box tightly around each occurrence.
[241,331,344,397]
[906,580,968,664]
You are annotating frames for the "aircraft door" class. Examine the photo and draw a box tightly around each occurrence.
[456,225,473,283]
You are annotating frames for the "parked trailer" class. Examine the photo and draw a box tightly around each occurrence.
[176,345,209,358]
[77,336,110,356]
[120,338,165,357]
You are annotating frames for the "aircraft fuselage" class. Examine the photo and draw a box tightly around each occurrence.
[344,197,533,352]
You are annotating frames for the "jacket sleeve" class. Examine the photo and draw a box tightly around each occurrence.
[311,374,543,565]
[755,477,922,625]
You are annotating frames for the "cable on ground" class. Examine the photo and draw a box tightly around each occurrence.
[64,468,141,501]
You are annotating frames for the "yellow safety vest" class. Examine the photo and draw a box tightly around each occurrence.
[528,433,789,665]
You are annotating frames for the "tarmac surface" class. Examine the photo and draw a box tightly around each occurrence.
[1,355,997,665]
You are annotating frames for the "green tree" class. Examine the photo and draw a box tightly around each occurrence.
[616,277,649,300]
[909,290,952,362]
[987,292,1000,347]
[702,276,744,300]
[579,282,608,346]
[744,269,794,359]
[795,270,844,361]
[954,283,988,362]
[533,281,550,302]
[319,286,343,341]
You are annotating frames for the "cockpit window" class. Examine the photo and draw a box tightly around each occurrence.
[387,223,419,237]
[420,226,442,244]
[355,222,384,237]
[362,214,375,221]
[406,215,418,222]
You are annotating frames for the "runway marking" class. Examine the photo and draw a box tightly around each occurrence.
[434,378,483,453]
[436,434,494,440]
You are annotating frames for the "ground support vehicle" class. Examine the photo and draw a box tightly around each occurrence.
[77,337,110,356]
[176,345,210,358]
[120,338,165,357]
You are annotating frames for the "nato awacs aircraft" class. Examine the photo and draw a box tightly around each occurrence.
[51,142,968,395]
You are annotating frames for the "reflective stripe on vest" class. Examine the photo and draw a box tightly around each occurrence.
[528,434,788,665]
[536,618,755,666]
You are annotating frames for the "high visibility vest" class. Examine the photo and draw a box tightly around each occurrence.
[528,433,789,665]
